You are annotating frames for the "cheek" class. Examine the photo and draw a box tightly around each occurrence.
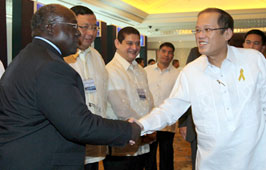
[93,31,97,38]
[254,46,261,50]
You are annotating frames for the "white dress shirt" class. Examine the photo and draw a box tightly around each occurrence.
[140,46,266,170]
[65,46,108,164]
[145,64,180,132]
[0,61,5,78]
[106,52,154,156]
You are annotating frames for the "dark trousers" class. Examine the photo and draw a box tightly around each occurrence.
[84,162,99,170]
[145,131,175,170]
[158,131,175,170]
[144,142,157,170]
[191,139,197,170]
[103,154,148,170]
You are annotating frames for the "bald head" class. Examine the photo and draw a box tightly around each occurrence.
[31,4,80,56]
[31,4,76,37]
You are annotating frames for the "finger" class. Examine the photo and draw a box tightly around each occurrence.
[128,118,135,123]
[129,140,135,145]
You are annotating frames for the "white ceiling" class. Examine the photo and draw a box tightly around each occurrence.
[11,0,266,48]
[61,0,266,47]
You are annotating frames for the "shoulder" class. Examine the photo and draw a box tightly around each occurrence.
[144,64,157,75]
[144,64,154,71]
[106,59,116,71]
[106,59,122,79]
[170,66,181,75]
[64,55,77,64]
[184,55,206,70]
[231,45,261,57]
[229,46,264,65]
[90,47,106,65]
[140,66,148,78]
[90,47,101,56]
[38,59,76,78]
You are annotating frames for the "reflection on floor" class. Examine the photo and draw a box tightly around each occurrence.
[173,125,192,170]
[99,125,193,170]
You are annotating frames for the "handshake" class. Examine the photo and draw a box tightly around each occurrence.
[127,118,143,145]
[127,118,156,145]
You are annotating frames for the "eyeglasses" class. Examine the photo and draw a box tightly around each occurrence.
[78,25,98,31]
[192,27,228,34]
[57,22,78,29]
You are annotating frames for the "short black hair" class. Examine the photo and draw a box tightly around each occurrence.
[135,58,144,64]
[159,42,175,52]
[198,8,234,33]
[172,59,179,62]
[117,27,140,43]
[148,59,155,64]
[244,29,266,45]
[31,4,65,37]
[71,5,94,16]
[31,5,56,34]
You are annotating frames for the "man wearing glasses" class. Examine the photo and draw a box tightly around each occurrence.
[136,8,266,170]
[64,5,107,170]
[0,4,141,170]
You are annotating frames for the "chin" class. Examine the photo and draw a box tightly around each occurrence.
[198,48,206,55]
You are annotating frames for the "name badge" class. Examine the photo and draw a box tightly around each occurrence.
[137,88,146,100]
[83,79,96,93]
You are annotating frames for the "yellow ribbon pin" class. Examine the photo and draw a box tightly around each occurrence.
[238,68,245,81]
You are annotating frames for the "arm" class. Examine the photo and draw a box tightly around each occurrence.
[139,70,191,135]
[257,52,266,118]
[36,61,140,146]
[177,47,200,139]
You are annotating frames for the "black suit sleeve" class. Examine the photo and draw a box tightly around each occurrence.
[36,60,138,146]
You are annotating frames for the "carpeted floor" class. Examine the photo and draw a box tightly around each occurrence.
[99,124,193,170]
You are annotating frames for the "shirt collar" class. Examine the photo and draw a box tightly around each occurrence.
[114,52,138,71]
[226,45,237,64]
[202,45,236,71]
[154,63,173,72]
[78,47,92,61]
[78,47,91,56]
[34,36,62,55]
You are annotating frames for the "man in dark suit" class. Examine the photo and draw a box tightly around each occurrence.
[0,4,140,170]
[178,47,200,170]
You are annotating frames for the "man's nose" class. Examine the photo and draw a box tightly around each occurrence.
[131,44,138,50]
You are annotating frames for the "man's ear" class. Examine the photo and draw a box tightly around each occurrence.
[45,24,54,35]
[262,45,266,53]
[224,28,233,41]
[114,39,120,49]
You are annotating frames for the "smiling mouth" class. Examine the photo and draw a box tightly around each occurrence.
[199,41,208,45]
[129,51,138,55]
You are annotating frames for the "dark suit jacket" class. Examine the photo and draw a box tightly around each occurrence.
[0,38,134,170]
[178,47,200,142]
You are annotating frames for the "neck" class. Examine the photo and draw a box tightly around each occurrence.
[116,51,133,64]
[79,45,91,51]
[157,62,169,70]
[207,47,228,68]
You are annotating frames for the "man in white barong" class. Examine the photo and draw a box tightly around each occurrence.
[136,8,266,170]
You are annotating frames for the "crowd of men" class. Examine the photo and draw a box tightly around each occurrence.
[0,3,265,170]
